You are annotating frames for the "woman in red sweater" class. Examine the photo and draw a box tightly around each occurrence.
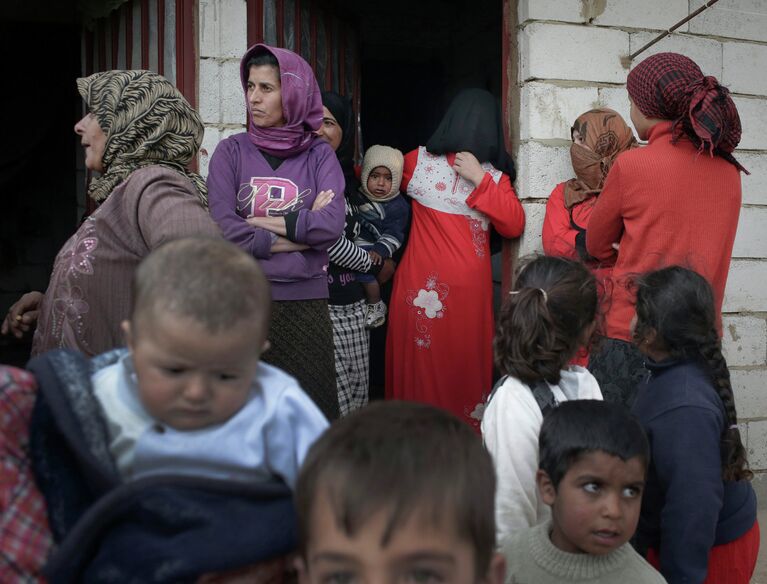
[542,108,637,366]
[586,52,747,406]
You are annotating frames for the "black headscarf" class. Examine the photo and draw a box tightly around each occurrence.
[426,88,516,181]
[320,91,356,179]
[321,91,361,241]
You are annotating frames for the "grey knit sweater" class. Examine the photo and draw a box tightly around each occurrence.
[502,521,667,583]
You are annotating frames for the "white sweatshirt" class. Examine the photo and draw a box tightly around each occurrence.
[481,366,602,546]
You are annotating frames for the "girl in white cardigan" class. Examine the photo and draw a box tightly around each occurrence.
[481,256,603,546]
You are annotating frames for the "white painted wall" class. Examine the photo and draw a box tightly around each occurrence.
[516,0,767,502]
[198,0,249,177]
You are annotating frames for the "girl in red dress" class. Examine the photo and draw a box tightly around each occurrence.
[385,89,525,429]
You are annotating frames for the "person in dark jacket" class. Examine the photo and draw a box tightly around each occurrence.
[631,266,758,584]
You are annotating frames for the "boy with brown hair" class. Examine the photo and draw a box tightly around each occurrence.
[294,401,506,583]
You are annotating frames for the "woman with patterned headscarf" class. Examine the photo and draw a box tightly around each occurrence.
[207,44,345,421]
[1,70,219,356]
[585,52,746,407]
[542,108,638,365]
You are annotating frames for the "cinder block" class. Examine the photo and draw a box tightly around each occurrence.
[594,0,688,31]
[738,152,767,206]
[514,141,571,200]
[723,42,767,96]
[628,33,722,79]
[733,96,767,150]
[199,58,221,124]
[518,0,584,24]
[733,207,767,259]
[731,369,767,420]
[723,260,767,312]
[520,82,599,141]
[689,0,767,43]
[723,316,767,367]
[746,419,767,470]
[518,202,546,256]
[596,87,633,136]
[520,23,629,83]
[221,59,247,125]
[750,471,767,510]
[200,0,247,59]
[199,127,221,179]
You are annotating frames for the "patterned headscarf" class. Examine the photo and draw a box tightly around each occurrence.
[564,108,638,208]
[76,70,207,205]
[627,52,745,170]
[240,44,323,157]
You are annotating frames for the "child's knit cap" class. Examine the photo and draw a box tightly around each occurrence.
[359,145,404,202]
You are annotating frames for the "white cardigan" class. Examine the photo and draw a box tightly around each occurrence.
[481,367,602,546]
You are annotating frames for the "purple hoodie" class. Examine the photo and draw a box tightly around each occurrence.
[207,44,345,301]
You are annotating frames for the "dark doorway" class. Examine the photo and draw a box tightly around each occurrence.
[0,4,82,366]
[328,0,504,398]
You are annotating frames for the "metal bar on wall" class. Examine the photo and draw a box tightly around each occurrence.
[175,0,197,108]
[158,0,165,74]
[324,11,332,90]
[111,13,120,68]
[141,0,150,69]
[275,0,284,47]
[247,0,264,46]
[125,3,133,70]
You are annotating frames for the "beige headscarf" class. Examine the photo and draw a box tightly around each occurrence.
[564,108,638,209]
[76,70,207,206]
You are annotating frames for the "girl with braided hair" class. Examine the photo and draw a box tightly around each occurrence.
[586,52,746,407]
[632,266,758,584]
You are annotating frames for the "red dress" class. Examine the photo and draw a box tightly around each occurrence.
[385,148,525,428]
[542,181,614,366]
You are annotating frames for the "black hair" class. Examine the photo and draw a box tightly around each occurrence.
[634,266,752,481]
[539,400,650,488]
[494,256,597,384]
[295,401,497,578]
[246,50,279,71]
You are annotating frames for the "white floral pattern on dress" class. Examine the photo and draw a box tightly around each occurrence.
[406,273,449,349]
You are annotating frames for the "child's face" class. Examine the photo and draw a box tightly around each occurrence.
[122,313,265,431]
[366,166,393,199]
[538,451,645,556]
[298,490,505,584]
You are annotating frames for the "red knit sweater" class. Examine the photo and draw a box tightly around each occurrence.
[586,122,742,342]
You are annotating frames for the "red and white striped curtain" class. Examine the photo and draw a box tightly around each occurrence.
[82,0,197,107]
[246,0,360,120]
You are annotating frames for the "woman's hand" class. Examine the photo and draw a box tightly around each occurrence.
[312,189,335,211]
[1,291,44,338]
[271,236,309,253]
[453,151,486,187]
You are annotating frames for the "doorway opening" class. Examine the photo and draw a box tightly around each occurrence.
[328,0,506,396]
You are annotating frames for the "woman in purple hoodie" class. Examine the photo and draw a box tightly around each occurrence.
[207,44,345,420]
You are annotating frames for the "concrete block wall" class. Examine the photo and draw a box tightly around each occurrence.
[516,0,767,501]
[198,0,249,177]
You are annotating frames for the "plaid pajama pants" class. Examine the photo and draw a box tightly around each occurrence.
[329,300,370,416]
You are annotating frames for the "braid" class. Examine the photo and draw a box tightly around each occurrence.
[698,328,753,481]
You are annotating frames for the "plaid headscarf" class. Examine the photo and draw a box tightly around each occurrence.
[565,108,638,209]
[76,70,208,204]
[627,52,745,171]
